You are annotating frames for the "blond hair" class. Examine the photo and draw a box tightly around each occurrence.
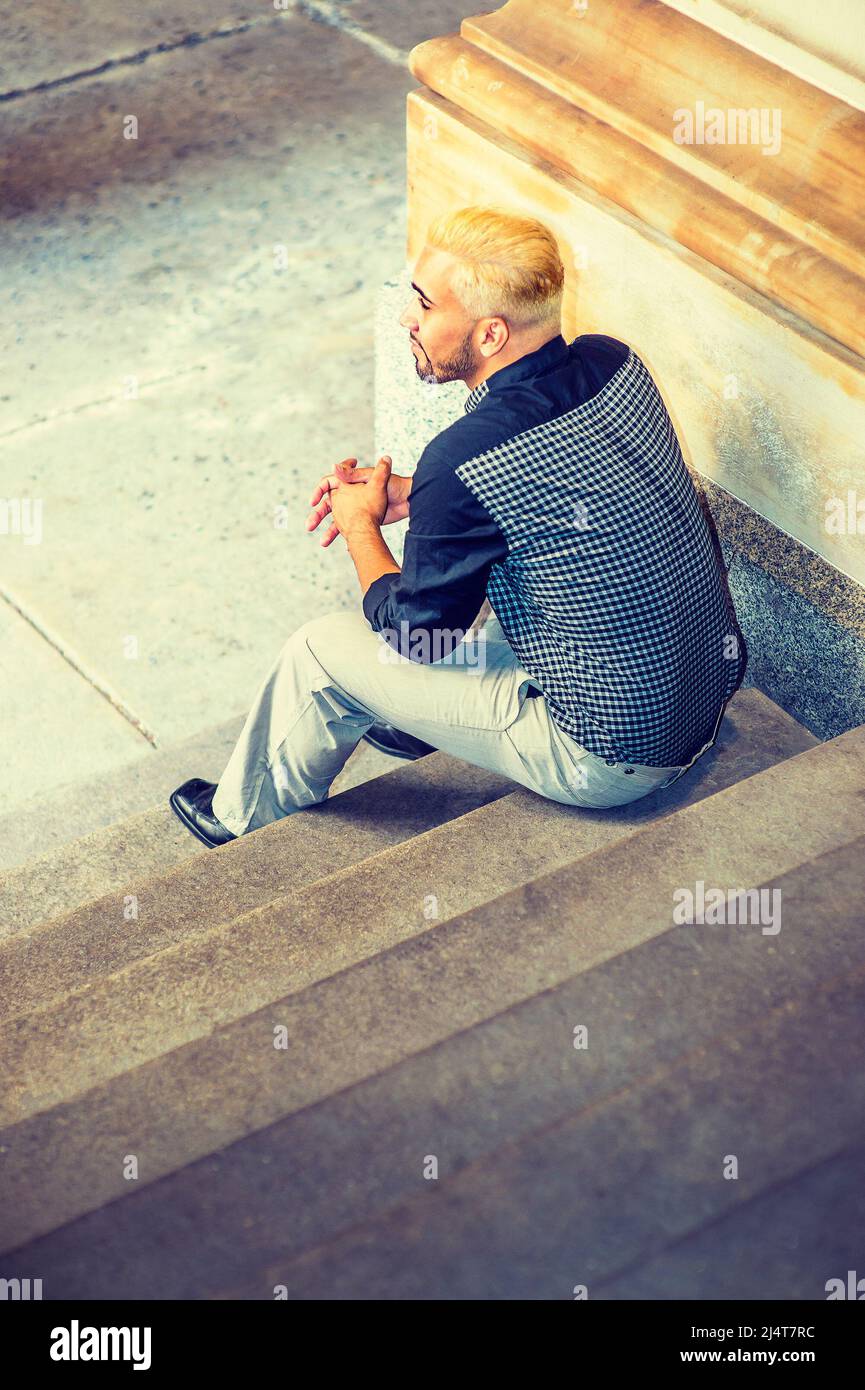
[424,204,565,331]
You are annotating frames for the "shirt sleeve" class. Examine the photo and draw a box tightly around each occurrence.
[362,441,508,662]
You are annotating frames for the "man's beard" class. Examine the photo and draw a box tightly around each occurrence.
[411,327,477,385]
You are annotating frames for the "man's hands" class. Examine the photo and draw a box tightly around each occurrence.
[306,456,411,547]
[308,454,403,597]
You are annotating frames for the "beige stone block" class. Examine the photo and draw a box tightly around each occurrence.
[407,91,865,585]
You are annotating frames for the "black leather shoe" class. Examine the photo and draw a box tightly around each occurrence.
[169,778,238,848]
[362,721,436,759]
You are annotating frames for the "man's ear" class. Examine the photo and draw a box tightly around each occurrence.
[480,318,508,356]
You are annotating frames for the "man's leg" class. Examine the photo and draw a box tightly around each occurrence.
[211,606,589,835]
[362,594,495,759]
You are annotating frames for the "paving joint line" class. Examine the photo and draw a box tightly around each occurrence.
[0,4,408,103]
[0,586,159,748]
[0,365,209,442]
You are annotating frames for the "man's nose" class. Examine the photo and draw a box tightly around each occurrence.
[399,303,418,329]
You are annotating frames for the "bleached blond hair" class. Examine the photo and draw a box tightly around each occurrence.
[424,204,565,331]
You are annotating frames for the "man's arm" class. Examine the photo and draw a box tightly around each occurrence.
[324,455,403,595]
[342,515,402,599]
[360,444,508,662]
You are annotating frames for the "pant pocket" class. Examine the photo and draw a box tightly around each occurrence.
[612,761,685,788]
[556,753,668,808]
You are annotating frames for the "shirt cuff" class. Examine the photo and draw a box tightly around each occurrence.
[362,570,400,629]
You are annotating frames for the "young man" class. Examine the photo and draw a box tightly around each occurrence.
[170,204,747,847]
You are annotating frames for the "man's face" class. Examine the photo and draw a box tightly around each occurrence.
[398,247,484,386]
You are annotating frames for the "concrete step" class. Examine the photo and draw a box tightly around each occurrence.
[0,714,858,1255]
[0,712,404,875]
[0,742,508,941]
[212,836,865,1300]
[0,711,241,872]
[0,688,815,1021]
[0,688,814,1101]
[597,1141,865,1300]
[3,826,862,1296]
[0,802,206,941]
[0,714,245,873]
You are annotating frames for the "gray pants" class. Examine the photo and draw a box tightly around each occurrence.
[211,607,708,835]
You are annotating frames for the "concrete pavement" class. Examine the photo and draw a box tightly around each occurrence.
[0,1,469,823]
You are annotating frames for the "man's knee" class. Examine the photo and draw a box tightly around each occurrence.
[284,609,372,668]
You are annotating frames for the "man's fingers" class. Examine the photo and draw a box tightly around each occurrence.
[305,498,332,531]
[319,520,340,547]
[309,477,338,507]
[309,458,359,507]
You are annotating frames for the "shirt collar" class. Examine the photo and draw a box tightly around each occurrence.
[464,333,570,414]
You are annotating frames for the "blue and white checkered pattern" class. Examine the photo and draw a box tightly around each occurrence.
[457,345,747,766]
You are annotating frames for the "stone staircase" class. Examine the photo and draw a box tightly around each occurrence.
[2,685,863,1299]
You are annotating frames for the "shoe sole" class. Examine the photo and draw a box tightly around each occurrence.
[168,790,226,849]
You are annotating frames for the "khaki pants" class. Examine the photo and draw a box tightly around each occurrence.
[211,606,706,835]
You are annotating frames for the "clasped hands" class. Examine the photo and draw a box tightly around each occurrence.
[306,455,412,547]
